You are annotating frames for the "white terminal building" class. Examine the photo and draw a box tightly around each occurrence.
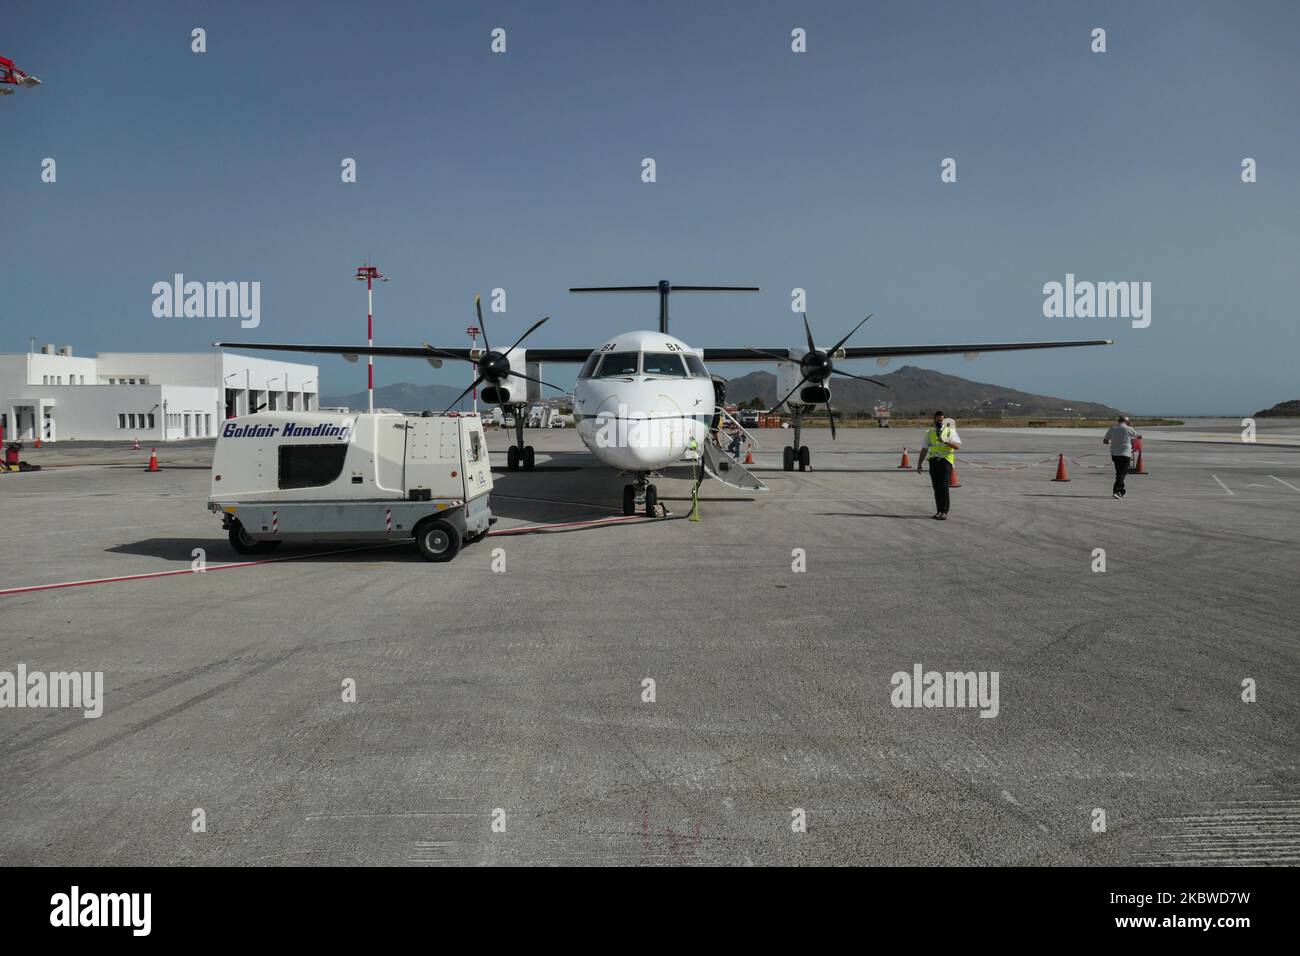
[0,344,319,443]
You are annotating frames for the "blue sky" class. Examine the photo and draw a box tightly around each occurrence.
[4,0,1297,414]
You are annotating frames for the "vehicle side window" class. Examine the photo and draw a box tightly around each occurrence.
[469,430,482,462]
[278,444,348,489]
[597,352,639,377]
[684,354,709,377]
[578,354,600,379]
[643,353,687,376]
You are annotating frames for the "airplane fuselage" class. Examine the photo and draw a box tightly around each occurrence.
[572,329,715,473]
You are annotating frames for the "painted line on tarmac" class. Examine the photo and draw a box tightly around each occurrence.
[1211,475,1234,496]
[0,543,405,597]
[1269,475,1300,493]
[0,514,663,597]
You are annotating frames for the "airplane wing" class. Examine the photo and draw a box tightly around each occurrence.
[212,342,594,363]
[702,339,1112,361]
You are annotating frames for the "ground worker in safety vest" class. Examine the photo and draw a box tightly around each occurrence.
[916,410,961,520]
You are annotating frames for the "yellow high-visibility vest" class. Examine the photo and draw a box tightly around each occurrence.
[926,426,955,465]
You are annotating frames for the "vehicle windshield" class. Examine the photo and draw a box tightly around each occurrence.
[597,352,639,377]
[684,354,709,377]
[578,353,600,379]
[642,353,687,377]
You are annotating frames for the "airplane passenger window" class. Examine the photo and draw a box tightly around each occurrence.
[684,354,709,377]
[578,354,600,379]
[643,353,687,376]
[597,352,639,377]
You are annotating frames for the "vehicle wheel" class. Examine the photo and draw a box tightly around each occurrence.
[228,519,277,555]
[415,519,461,562]
[798,445,811,471]
[507,445,519,471]
[783,446,794,471]
[523,446,535,471]
[622,485,635,516]
[645,484,658,517]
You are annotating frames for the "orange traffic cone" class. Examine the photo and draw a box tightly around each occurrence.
[948,464,961,488]
[145,448,160,473]
[34,437,42,449]
[132,437,140,451]
[1132,446,1147,475]
[744,448,754,464]
[898,447,910,468]
[1052,454,1070,481]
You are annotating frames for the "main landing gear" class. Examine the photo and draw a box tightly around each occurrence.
[504,403,535,471]
[622,473,658,517]
[782,404,812,472]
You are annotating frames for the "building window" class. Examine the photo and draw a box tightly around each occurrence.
[204,414,211,436]
[118,414,126,428]
[147,413,156,429]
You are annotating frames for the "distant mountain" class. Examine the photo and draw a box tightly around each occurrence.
[320,382,474,412]
[1254,399,1300,417]
[722,365,1123,418]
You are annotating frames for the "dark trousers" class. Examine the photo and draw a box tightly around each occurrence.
[929,458,952,513]
[1112,455,1130,496]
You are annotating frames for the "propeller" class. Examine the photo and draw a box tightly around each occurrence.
[748,313,887,439]
[432,295,564,414]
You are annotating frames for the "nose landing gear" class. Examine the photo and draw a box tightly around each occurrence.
[622,473,658,517]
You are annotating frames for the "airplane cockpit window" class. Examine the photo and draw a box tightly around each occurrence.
[684,354,709,377]
[643,353,687,377]
[578,353,600,379]
[597,352,639,377]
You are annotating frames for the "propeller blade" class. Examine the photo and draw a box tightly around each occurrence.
[475,295,490,352]
[506,369,565,391]
[827,402,837,440]
[770,375,810,413]
[830,367,889,388]
[442,374,485,414]
[503,316,550,357]
[829,313,874,355]
[802,313,817,356]
[745,346,793,362]
[423,342,472,363]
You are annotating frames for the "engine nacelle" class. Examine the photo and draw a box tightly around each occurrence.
[476,346,530,406]
[800,384,831,405]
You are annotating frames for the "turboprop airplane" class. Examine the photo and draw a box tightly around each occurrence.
[215,280,1112,516]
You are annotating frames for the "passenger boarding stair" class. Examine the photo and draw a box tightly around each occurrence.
[699,408,768,491]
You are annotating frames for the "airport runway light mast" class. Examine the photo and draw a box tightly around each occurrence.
[355,263,388,413]
[466,324,480,413]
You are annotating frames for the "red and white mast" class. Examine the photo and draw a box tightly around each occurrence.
[355,263,386,413]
